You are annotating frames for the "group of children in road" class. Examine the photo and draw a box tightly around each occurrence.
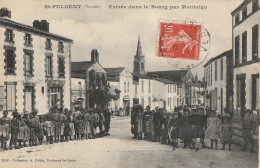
[131,105,256,153]
[0,107,111,151]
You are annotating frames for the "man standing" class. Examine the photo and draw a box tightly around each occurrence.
[104,109,111,136]
[0,110,10,150]
[130,108,138,139]
[10,111,20,149]
[59,108,67,142]
[241,109,256,153]
[30,109,40,146]
[82,109,90,139]
[153,107,162,142]
[51,108,61,142]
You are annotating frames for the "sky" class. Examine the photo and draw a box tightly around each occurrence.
[1,0,244,80]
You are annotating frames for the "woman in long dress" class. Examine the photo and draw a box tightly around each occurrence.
[205,110,220,150]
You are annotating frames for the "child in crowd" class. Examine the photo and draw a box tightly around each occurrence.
[44,115,54,144]
[38,116,45,145]
[220,114,233,151]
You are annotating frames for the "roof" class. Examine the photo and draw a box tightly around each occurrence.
[154,78,177,84]
[133,74,152,80]
[231,0,252,16]
[104,67,125,76]
[71,72,87,79]
[203,49,232,68]
[0,18,73,42]
[71,61,94,72]
[146,70,189,83]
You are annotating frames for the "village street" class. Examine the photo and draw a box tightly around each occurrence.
[0,117,258,168]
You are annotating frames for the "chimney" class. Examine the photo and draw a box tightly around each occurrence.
[91,49,99,63]
[33,20,49,32]
[0,8,11,19]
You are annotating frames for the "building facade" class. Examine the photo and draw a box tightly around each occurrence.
[71,73,87,110]
[204,49,233,115]
[152,78,179,111]
[106,67,133,113]
[0,8,73,115]
[71,49,107,109]
[231,0,259,119]
[133,75,153,109]
[147,70,199,107]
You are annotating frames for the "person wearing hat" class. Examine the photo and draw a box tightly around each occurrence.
[241,109,256,153]
[17,112,25,148]
[66,110,75,140]
[179,108,193,149]
[9,111,21,149]
[137,108,144,140]
[205,110,221,150]
[59,108,67,142]
[104,109,111,136]
[33,109,40,145]
[168,112,181,150]
[130,107,138,139]
[220,114,233,150]
[82,109,90,139]
[50,108,61,142]
[0,110,11,150]
[89,109,96,139]
[153,108,162,142]
[43,114,54,144]
[21,111,30,147]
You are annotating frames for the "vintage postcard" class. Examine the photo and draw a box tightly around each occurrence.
[0,0,259,167]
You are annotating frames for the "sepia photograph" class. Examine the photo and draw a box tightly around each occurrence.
[0,0,259,167]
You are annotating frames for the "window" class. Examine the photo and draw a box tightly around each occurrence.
[170,97,172,108]
[141,80,144,93]
[6,29,13,41]
[235,15,239,25]
[127,82,129,93]
[235,35,240,65]
[141,62,144,70]
[124,82,126,93]
[253,0,258,12]
[175,85,177,93]
[46,57,52,77]
[25,33,32,45]
[49,87,63,108]
[168,85,169,93]
[252,77,259,110]
[220,58,224,80]
[177,87,179,95]
[242,31,247,63]
[6,49,15,74]
[148,81,151,93]
[46,38,52,49]
[58,41,64,52]
[25,54,32,75]
[58,57,65,77]
[6,84,16,111]
[135,85,137,95]
[148,96,151,106]
[252,24,258,60]
[242,7,247,20]
[215,61,218,82]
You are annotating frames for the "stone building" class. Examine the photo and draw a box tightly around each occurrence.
[71,49,107,109]
[0,8,73,115]
[232,0,259,118]
[203,49,233,115]
[231,0,259,149]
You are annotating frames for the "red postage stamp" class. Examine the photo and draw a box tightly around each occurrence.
[158,21,202,60]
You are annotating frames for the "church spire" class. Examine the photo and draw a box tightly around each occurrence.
[133,36,146,76]
[136,35,143,57]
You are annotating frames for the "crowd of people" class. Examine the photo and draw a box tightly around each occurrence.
[0,107,111,151]
[131,105,257,153]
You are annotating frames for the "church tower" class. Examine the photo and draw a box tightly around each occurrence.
[133,36,145,76]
